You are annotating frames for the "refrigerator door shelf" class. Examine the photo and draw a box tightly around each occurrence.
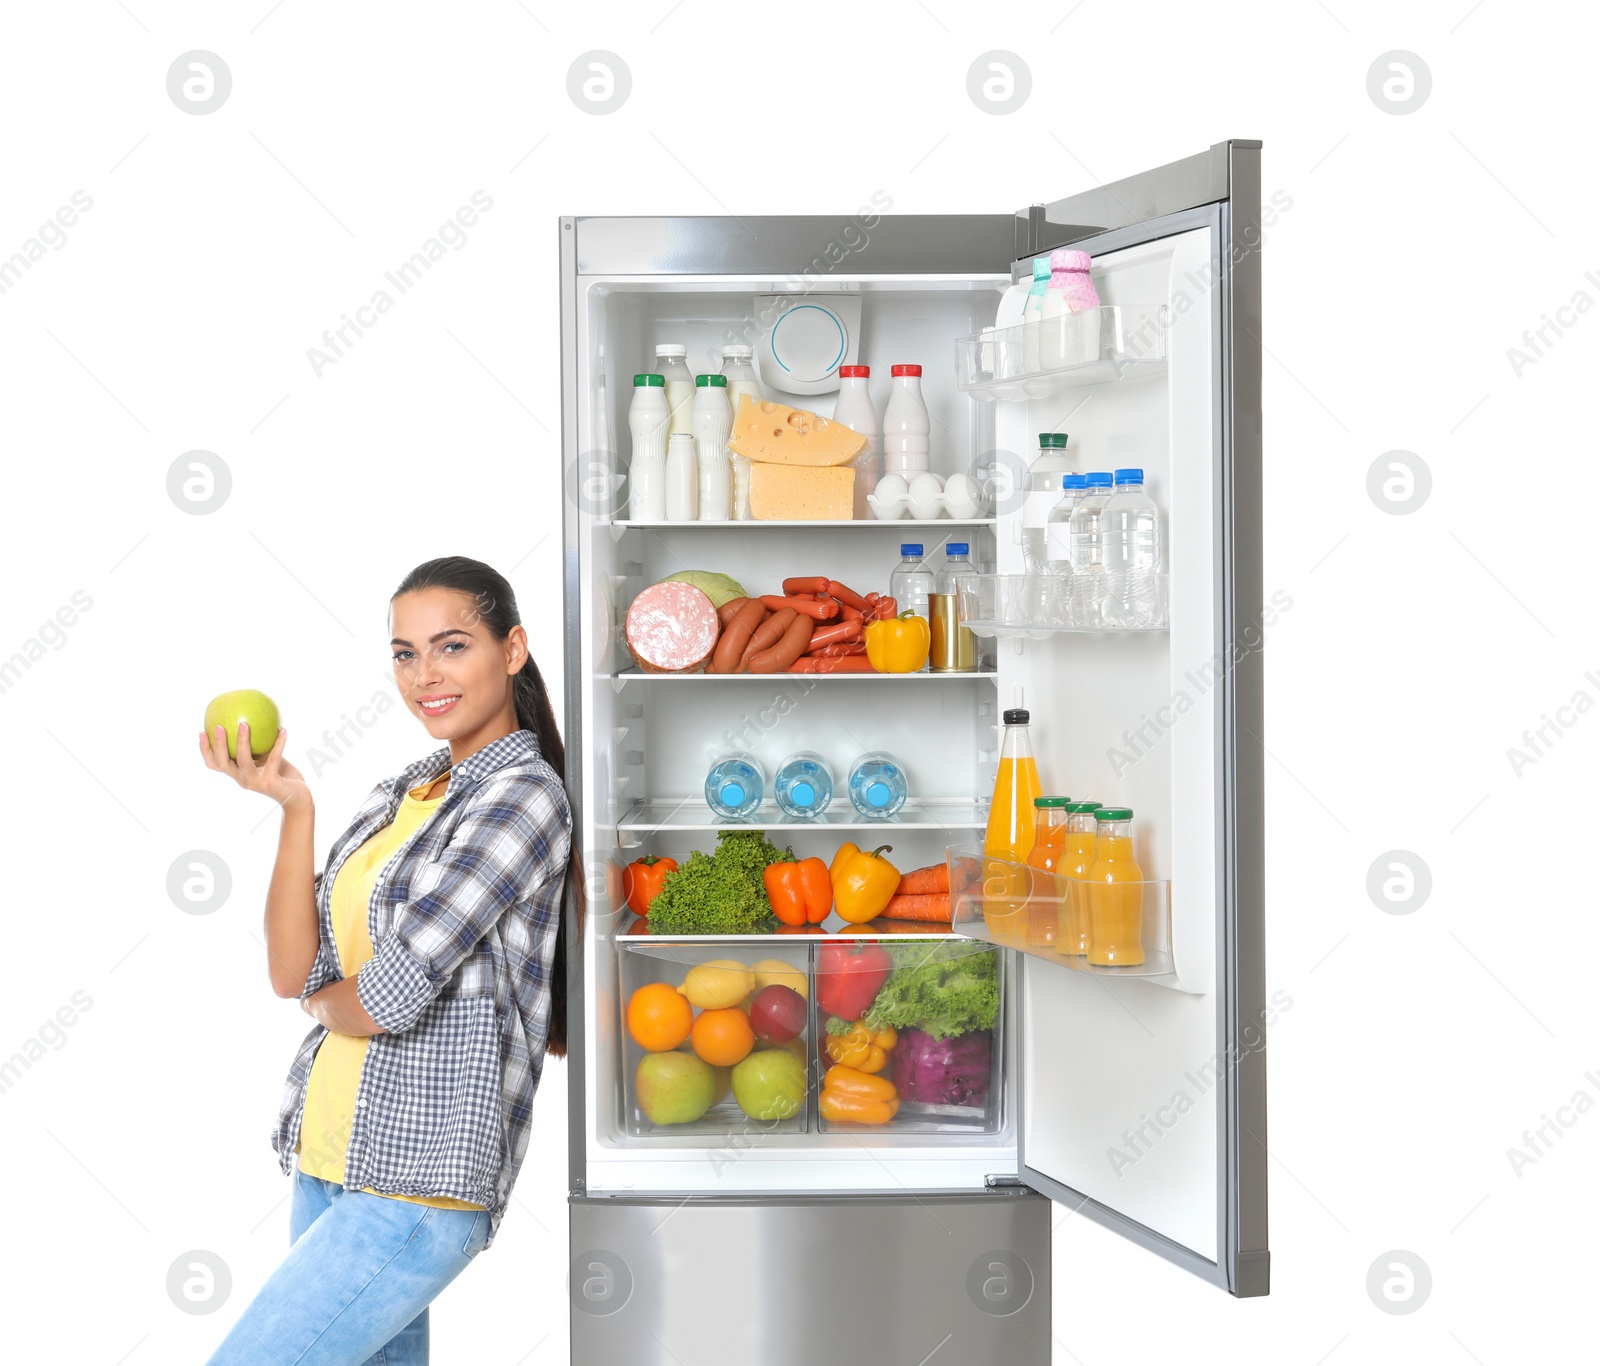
[946,842,1184,991]
[954,305,1169,401]
[617,797,987,841]
[957,573,1170,638]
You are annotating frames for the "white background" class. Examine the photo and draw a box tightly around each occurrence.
[1,1,1594,1362]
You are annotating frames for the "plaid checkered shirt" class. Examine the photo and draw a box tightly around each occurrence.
[270,727,572,1250]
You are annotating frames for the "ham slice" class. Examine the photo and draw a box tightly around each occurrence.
[624,582,719,674]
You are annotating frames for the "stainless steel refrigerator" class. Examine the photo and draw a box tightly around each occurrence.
[559,139,1267,1364]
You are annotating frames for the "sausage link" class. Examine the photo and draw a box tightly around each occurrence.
[747,612,815,672]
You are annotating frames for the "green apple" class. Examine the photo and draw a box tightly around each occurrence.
[635,1051,715,1125]
[204,689,281,760]
[731,1048,806,1122]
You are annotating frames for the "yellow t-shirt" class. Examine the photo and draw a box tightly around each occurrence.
[296,773,485,1210]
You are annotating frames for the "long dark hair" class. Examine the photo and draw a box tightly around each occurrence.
[392,556,581,1058]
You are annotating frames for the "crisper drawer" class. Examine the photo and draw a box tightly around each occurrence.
[616,934,1005,1141]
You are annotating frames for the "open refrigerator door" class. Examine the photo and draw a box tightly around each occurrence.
[558,140,1265,1366]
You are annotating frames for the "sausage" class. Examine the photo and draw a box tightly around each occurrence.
[747,612,814,672]
[717,596,753,628]
[808,642,867,657]
[871,595,899,620]
[759,594,839,620]
[806,619,864,650]
[711,598,766,674]
[785,654,876,673]
[782,576,830,596]
[738,608,796,671]
[827,580,870,610]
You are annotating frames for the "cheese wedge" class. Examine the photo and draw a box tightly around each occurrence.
[749,463,856,521]
[728,397,866,467]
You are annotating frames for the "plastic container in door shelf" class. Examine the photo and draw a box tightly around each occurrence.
[1085,806,1144,965]
[692,374,733,522]
[1056,801,1102,957]
[847,752,908,820]
[833,365,879,518]
[705,752,765,820]
[982,709,1042,940]
[930,543,976,672]
[774,751,834,820]
[664,433,697,521]
[1021,257,1050,373]
[882,365,929,477]
[627,373,670,522]
[1039,249,1100,370]
[655,343,695,437]
[1024,797,1070,949]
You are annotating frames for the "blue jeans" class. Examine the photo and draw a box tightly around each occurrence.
[203,1167,490,1365]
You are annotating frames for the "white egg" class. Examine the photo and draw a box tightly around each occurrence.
[943,472,983,518]
[907,472,945,504]
[874,473,909,502]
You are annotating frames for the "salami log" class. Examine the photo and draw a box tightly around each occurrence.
[624,582,720,674]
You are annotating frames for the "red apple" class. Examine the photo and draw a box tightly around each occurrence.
[748,984,806,1046]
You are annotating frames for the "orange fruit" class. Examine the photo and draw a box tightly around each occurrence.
[690,1007,755,1066]
[627,982,693,1052]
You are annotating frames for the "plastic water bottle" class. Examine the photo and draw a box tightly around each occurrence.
[882,364,930,476]
[1021,433,1074,573]
[888,545,935,669]
[774,751,834,820]
[1041,473,1087,627]
[848,751,909,820]
[1100,468,1163,628]
[705,751,765,819]
[1067,472,1115,627]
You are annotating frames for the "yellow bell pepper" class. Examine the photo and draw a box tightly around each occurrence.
[864,611,930,673]
[820,1063,900,1124]
[823,1020,898,1072]
[831,843,901,923]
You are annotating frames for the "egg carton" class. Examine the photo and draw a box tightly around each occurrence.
[866,471,988,521]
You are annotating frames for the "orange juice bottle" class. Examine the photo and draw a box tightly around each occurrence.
[1025,797,1070,948]
[1056,801,1102,956]
[1086,806,1144,965]
[982,709,1043,940]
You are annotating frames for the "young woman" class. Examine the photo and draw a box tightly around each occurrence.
[199,556,577,1365]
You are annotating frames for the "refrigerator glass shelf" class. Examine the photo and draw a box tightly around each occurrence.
[956,573,1169,639]
[611,518,998,530]
[614,915,965,944]
[943,842,1190,992]
[610,668,999,683]
[617,798,986,838]
[954,305,1169,401]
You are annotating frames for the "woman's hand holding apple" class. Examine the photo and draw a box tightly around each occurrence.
[199,720,312,812]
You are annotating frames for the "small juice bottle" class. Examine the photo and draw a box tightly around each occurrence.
[1025,797,1069,948]
[1056,801,1101,957]
[982,709,1043,941]
[1086,806,1145,965]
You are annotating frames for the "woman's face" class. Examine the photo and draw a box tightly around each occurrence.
[389,587,524,737]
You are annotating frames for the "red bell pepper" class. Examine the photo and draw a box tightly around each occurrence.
[816,940,893,1022]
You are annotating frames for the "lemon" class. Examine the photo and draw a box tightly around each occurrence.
[752,958,807,1000]
[678,961,755,1010]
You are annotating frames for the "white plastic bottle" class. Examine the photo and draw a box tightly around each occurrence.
[655,344,695,437]
[1020,257,1050,373]
[1020,432,1074,573]
[882,364,930,477]
[664,432,697,521]
[691,374,733,521]
[1039,253,1073,370]
[1099,467,1163,627]
[993,271,1032,379]
[833,364,879,518]
[626,372,670,522]
[720,346,761,520]
[1066,472,1115,627]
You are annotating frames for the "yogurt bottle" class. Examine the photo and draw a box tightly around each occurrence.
[692,374,733,521]
[882,364,930,477]
[720,345,763,519]
[627,373,670,522]
[655,343,695,437]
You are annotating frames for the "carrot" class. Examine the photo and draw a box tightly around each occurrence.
[783,576,830,596]
[760,594,839,620]
[784,655,878,673]
[895,863,950,896]
[827,580,870,610]
[879,893,953,923]
[806,619,864,650]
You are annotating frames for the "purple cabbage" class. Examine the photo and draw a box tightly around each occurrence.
[890,1027,993,1107]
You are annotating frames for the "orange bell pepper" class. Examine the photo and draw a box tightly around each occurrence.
[820,1063,900,1124]
[763,851,834,926]
[823,1019,897,1072]
[624,855,678,917]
